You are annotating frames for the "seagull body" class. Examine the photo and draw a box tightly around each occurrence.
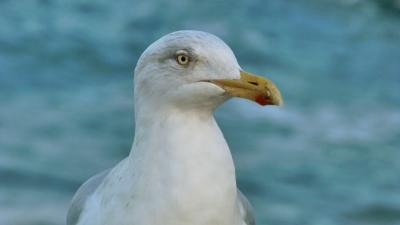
[67,30,282,225]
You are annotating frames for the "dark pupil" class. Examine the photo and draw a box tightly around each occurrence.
[180,56,186,62]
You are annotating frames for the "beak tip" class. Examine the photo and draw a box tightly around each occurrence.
[276,99,284,106]
[275,94,284,106]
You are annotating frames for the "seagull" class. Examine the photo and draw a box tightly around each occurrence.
[67,30,283,225]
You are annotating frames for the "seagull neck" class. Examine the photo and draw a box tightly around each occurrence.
[128,105,237,204]
[130,105,233,165]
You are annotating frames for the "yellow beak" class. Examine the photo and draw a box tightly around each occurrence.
[209,70,283,106]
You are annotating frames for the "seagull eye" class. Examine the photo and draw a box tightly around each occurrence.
[176,54,190,65]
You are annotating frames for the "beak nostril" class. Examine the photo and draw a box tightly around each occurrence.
[248,81,258,86]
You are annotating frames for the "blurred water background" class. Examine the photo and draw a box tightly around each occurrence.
[1,0,400,224]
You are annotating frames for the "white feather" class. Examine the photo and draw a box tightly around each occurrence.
[71,30,252,225]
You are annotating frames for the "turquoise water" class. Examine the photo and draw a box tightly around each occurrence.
[1,0,400,225]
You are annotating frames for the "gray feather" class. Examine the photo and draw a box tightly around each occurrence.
[66,169,110,225]
[238,189,256,225]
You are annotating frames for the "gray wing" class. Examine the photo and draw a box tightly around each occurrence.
[238,189,256,225]
[66,169,111,225]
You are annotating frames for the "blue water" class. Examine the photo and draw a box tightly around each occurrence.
[1,0,400,225]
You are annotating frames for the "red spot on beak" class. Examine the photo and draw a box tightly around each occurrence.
[255,95,270,106]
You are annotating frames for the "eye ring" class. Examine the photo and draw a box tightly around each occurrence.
[176,53,190,65]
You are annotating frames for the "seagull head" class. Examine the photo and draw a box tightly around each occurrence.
[134,30,283,112]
